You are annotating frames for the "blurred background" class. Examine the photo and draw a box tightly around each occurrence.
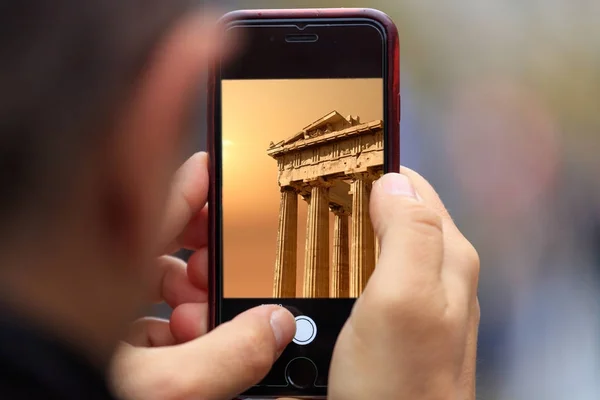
[166,1,600,398]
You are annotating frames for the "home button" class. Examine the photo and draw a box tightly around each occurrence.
[285,357,318,389]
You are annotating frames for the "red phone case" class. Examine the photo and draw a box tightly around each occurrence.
[206,6,400,336]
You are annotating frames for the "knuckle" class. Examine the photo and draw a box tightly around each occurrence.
[464,240,481,269]
[458,239,481,283]
[398,200,443,237]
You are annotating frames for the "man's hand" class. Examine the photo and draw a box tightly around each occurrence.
[328,169,480,400]
[109,152,296,400]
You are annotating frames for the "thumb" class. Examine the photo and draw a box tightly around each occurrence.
[112,305,296,400]
[368,173,444,292]
[167,305,295,400]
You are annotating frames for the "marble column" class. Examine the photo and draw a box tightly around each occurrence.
[273,186,298,297]
[303,181,330,298]
[373,169,383,265]
[349,175,375,297]
[331,206,350,298]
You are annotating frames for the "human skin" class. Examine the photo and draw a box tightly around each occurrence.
[0,9,478,399]
[110,164,479,400]
[105,12,479,400]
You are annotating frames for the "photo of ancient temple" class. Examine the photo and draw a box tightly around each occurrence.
[221,78,382,298]
[268,111,384,298]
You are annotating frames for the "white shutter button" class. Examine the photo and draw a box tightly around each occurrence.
[293,315,317,345]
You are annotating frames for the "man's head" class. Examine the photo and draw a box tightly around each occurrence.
[0,0,223,361]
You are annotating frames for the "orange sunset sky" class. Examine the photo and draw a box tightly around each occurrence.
[222,78,383,298]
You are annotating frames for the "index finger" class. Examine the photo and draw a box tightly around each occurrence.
[399,167,480,312]
[158,151,209,253]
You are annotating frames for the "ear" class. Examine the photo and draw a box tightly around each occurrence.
[100,12,224,265]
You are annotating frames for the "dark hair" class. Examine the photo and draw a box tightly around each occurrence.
[0,0,196,230]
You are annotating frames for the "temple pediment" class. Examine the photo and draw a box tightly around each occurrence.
[268,111,362,149]
[266,114,383,186]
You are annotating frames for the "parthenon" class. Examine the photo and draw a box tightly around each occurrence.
[267,111,383,298]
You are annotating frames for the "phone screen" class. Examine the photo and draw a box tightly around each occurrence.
[222,77,383,300]
[212,15,395,398]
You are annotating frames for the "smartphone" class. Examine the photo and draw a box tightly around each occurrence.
[208,8,399,398]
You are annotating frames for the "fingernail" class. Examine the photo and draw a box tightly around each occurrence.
[378,173,417,197]
[197,151,208,162]
[270,308,291,351]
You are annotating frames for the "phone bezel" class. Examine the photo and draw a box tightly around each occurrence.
[207,8,399,399]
